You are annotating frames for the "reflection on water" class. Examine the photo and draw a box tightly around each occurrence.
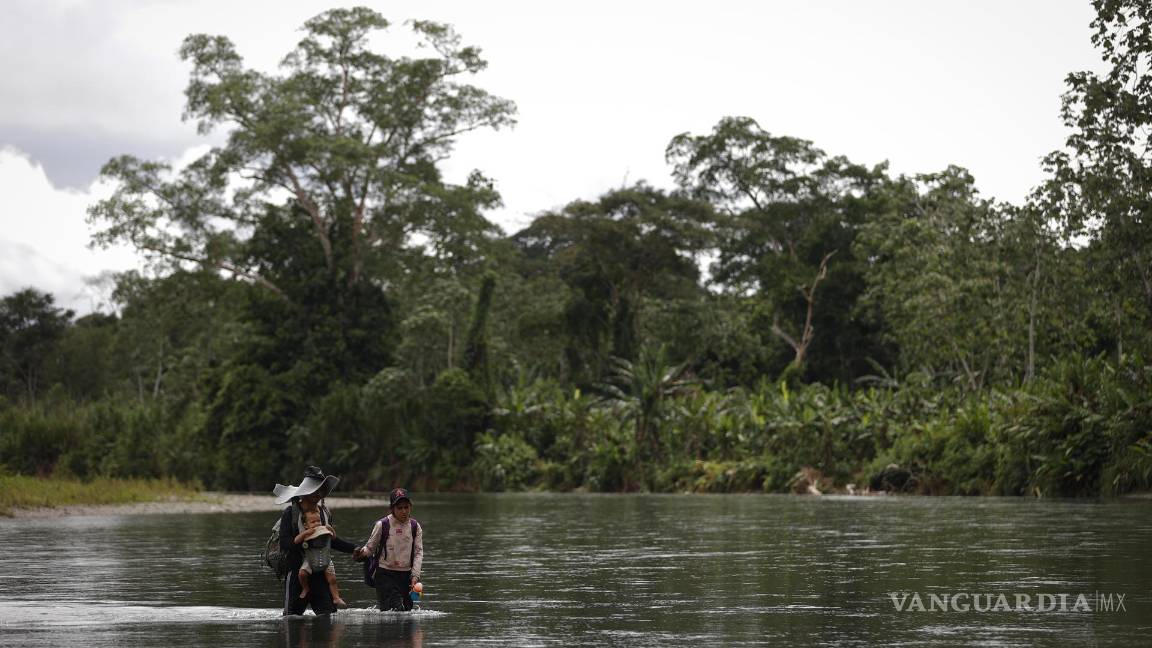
[278,613,425,648]
[0,494,1150,646]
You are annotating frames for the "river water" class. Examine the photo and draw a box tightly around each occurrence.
[0,493,1149,646]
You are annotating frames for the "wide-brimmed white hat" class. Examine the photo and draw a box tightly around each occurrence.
[273,465,340,504]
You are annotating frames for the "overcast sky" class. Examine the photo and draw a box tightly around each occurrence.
[1,0,1102,313]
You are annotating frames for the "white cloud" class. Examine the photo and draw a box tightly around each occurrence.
[0,147,140,313]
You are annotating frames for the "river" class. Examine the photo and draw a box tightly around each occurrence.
[1,493,1149,646]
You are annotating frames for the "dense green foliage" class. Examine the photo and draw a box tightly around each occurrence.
[3,3,1151,497]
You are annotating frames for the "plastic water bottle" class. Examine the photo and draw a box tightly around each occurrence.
[410,581,423,607]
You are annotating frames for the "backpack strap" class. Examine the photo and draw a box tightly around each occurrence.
[363,516,390,586]
[409,519,419,567]
[291,502,300,533]
[372,516,390,563]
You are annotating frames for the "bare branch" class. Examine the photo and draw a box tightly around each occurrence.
[776,250,837,368]
[282,165,335,272]
[139,243,288,300]
[770,316,800,352]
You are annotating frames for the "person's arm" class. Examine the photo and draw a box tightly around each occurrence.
[278,506,296,553]
[410,522,423,584]
[353,520,383,560]
[331,533,357,553]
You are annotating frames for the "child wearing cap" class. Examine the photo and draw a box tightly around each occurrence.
[295,508,348,608]
[354,488,424,611]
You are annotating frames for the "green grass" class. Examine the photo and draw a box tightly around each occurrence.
[0,475,204,516]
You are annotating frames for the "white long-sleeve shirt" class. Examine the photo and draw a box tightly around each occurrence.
[363,514,423,579]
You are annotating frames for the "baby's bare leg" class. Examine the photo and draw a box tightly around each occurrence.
[298,568,311,599]
[326,566,347,607]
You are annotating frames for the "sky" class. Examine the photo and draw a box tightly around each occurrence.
[0,0,1103,314]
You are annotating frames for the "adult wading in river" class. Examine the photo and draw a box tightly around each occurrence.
[274,466,358,615]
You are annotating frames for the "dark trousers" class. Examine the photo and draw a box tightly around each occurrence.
[284,569,337,616]
[374,569,413,611]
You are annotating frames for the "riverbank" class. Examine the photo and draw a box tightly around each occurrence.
[4,492,390,518]
[0,475,391,518]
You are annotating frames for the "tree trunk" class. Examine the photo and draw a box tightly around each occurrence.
[1025,248,1040,384]
[24,368,37,407]
[770,251,836,369]
[152,345,165,400]
[447,323,455,370]
[1116,303,1124,363]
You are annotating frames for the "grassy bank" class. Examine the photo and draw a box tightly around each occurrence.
[0,475,204,516]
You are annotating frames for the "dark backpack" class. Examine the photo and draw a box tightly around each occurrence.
[263,518,288,580]
[362,517,419,587]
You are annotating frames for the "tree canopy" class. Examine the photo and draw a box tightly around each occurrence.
[89,7,516,299]
[4,3,1151,498]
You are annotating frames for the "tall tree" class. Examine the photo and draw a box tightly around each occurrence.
[667,117,888,381]
[88,8,516,382]
[994,203,1097,383]
[90,8,515,297]
[1039,0,1152,356]
[462,272,497,393]
[856,168,1014,388]
[0,288,74,404]
[512,184,712,383]
[110,270,246,403]
[81,8,516,485]
[49,311,121,401]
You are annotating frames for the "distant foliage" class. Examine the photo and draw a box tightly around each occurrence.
[471,432,539,491]
[4,3,1152,499]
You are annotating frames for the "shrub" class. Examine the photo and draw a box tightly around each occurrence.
[0,406,76,475]
[203,364,291,491]
[868,398,997,495]
[998,353,1152,496]
[471,432,539,491]
[655,458,791,493]
[582,410,633,491]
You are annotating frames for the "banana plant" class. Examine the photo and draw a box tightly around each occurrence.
[597,345,696,460]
